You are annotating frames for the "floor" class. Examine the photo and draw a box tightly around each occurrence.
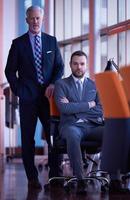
[0,156,130,200]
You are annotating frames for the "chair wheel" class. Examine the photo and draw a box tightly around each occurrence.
[101,184,108,193]
[88,179,95,185]
[122,174,130,183]
[64,184,71,193]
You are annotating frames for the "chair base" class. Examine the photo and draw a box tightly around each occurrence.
[44,171,109,193]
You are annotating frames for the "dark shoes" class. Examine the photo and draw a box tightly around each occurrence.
[76,179,87,195]
[28,179,42,190]
[26,188,40,200]
[109,179,130,194]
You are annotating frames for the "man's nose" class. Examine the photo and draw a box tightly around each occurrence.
[77,64,81,69]
[33,18,38,23]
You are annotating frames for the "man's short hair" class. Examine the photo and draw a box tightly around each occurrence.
[26,6,44,17]
[70,51,88,63]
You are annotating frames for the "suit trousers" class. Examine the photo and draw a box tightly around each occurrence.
[19,86,62,181]
[60,122,104,179]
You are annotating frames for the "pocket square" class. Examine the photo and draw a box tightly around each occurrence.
[46,51,52,54]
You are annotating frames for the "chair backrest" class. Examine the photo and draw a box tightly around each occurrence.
[120,66,130,104]
[48,96,60,117]
[95,71,130,118]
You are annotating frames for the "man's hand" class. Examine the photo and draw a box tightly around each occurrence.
[45,84,55,99]
[88,101,96,108]
[60,97,69,103]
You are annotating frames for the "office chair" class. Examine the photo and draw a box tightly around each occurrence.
[104,58,119,72]
[95,71,130,187]
[119,66,130,182]
[44,96,109,193]
[120,66,130,105]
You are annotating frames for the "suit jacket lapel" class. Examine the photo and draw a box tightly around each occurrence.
[82,77,89,99]
[23,33,35,67]
[41,33,46,66]
[69,75,80,100]
[41,33,49,79]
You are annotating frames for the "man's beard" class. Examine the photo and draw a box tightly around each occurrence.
[73,71,84,78]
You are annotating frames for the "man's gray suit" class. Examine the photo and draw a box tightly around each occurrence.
[54,75,104,179]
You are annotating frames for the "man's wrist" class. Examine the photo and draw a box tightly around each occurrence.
[88,102,91,108]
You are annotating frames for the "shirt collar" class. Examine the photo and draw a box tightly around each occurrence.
[28,31,42,38]
[72,74,85,84]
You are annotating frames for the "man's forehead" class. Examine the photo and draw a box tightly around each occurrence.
[28,9,43,17]
[72,55,87,62]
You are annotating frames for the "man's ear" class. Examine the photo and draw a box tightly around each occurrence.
[26,18,29,24]
[69,61,71,68]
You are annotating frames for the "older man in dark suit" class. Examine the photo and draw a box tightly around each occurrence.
[54,51,104,193]
[5,6,64,190]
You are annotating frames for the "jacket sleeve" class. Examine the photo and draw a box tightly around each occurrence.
[50,37,64,84]
[84,92,104,118]
[54,79,104,119]
[5,40,19,96]
[54,80,90,115]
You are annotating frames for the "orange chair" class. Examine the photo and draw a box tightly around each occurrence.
[95,71,130,176]
[49,96,60,117]
[120,66,130,105]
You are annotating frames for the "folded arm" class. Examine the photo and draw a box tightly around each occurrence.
[54,81,98,115]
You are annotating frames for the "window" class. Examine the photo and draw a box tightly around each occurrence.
[108,0,117,25]
[64,45,72,77]
[52,0,130,77]
[126,0,130,19]
[82,40,89,76]
[100,0,107,28]
[118,0,126,22]
[108,35,117,64]
[64,0,72,39]
[81,0,89,34]
[126,30,130,65]
[55,0,64,41]
[101,36,107,71]
[72,0,81,37]
[119,32,126,67]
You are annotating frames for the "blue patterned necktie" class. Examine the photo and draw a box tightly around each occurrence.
[34,35,44,84]
[76,80,82,100]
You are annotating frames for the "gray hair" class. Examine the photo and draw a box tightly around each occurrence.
[26,6,44,18]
